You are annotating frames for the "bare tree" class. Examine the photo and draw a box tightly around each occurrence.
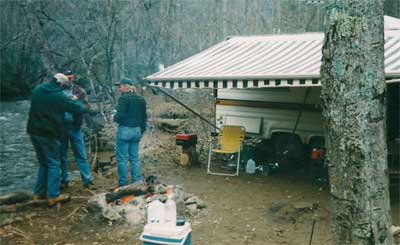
[0,0,363,98]
[320,1,394,244]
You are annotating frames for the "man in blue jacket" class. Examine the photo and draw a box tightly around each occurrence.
[59,70,95,190]
[114,78,147,187]
[27,73,84,206]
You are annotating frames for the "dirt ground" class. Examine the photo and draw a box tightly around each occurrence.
[1,130,399,245]
[1,91,399,245]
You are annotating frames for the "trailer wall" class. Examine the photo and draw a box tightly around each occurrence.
[216,87,324,143]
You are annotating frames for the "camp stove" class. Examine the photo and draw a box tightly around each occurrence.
[176,134,198,166]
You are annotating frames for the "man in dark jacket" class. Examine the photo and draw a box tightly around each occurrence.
[27,73,84,206]
[59,70,95,190]
[114,78,147,187]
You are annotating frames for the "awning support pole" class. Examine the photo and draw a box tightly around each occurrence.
[145,84,219,130]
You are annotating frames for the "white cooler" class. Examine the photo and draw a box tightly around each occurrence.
[139,222,192,245]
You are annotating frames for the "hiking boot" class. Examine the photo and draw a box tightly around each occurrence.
[48,194,71,207]
[32,195,46,202]
[83,181,97,190]
[110,184,120,191]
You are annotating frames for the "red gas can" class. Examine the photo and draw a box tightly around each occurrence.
[176,134,198,147]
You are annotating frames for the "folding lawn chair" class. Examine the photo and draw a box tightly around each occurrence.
[207,125,245,176]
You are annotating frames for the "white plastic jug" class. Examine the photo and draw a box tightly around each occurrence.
[164,195,177,227]
[147,199,165,224]
[245,159,256,174]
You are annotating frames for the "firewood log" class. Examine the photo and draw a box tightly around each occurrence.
[0,196,91,213]
[105,184,151,203]
[0,192,32,206]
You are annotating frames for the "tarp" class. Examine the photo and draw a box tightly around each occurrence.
[147,16,400,89]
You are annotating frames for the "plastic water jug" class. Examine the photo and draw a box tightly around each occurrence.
[245,159,256,174]
[147,199,165,224]
[164,195,177,227]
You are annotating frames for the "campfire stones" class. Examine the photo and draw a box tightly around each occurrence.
[101,206,122,221]
[183,195,207,216]
[186,204,198,216]
[196,199,207,209]
[87,193,107,213]
[184,196,198,205]
[184,195,206,208]
[87,184,206,226]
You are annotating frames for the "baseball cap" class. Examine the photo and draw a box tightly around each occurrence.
[54,73,69,84]
[63,69,75,79]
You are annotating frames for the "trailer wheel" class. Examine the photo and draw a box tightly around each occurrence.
[271,132,305,170]
[253,139,275,165]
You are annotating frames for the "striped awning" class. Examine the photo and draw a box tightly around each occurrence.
[147,16,400,89]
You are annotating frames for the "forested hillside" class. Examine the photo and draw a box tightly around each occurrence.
[0,0,398,97]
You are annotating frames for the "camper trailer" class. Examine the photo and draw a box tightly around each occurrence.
[215,87,325,167]
[214,83,399,172]
[146,16,400,171]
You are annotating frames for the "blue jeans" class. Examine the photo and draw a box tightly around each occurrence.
[30,135,61,199]
[116,126,142,186]
[60,124,92,185]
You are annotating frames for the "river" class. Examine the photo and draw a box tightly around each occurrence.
[0,100,93,196]
[0,100,37,195]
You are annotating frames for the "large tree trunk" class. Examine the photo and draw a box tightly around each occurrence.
[320,1,394,244]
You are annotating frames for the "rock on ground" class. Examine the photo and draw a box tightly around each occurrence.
[86,185,202,226]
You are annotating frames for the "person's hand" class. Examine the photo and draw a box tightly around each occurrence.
[111,110,117,122]
[70,95,78,100]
